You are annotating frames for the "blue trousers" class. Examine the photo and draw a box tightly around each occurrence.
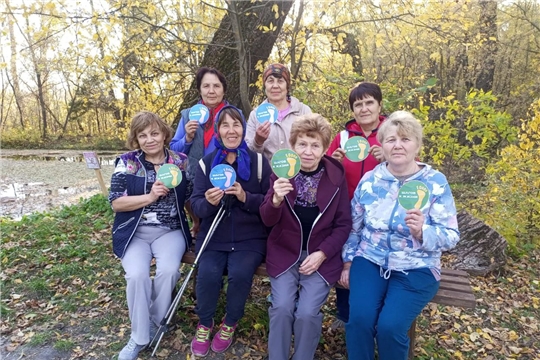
[346,257,439,360]
[195,250,264,327]
[335,287,350,322]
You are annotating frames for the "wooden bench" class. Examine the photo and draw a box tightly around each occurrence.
[181,251,475,360]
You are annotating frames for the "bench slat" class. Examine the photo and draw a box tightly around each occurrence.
[440,273,471,285]
[432,288,476,308]
[438,281,474,293]
[441,268,469,277]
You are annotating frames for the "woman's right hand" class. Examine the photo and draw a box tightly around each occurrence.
[272,177,293,206]
[149,180,169,202]
[338,262,352,289]
[331,148,346,163]
[254,121,271,146]
[185,120,199,143]
[205,187,224,206]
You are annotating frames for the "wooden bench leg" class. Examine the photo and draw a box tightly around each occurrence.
[407,318,417,360]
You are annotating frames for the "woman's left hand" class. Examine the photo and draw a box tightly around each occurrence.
[405,209,424,241]
[299,251,327,275]
[369,145,385,162]
[224,182,246,203]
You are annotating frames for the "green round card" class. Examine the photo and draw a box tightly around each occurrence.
[156,164,182,189]
[271,149,301,179]
[344,136,370,162]
[398,180,429,210]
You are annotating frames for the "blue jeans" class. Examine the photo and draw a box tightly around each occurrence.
[195,250,264,327]
[345,257,439,360]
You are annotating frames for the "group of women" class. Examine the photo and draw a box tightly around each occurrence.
[109,63,460,360]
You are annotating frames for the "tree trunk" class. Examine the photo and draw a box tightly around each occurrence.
[324,29,364,78]
[89,0,122,126]
[475,0,498,92]
[176,0,294,124]
[6,0,25,128]
[36,72,48,139]
[445,210,508,276]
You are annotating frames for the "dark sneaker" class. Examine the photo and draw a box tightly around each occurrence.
[118,338,145,360]
[191,322,213,357]
[211,322,237,353]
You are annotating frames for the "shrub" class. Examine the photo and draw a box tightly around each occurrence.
[468,99,540,249]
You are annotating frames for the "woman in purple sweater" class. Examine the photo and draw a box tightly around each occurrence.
[260,114,352,360]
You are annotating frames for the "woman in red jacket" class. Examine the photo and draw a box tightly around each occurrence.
[260,114,352,360]
[326,82,386,328]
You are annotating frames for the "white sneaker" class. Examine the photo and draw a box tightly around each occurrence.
[118,338,145,360]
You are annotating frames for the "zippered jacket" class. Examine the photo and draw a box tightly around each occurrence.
[190,148,272,255]
[260,155,352,284]
[342,162,460,275]
[246,96,312,161]
[109,149,192,258]
[326,116,386,200]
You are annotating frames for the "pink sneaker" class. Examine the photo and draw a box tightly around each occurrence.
[191,322,213,357]
[211,321,237,353]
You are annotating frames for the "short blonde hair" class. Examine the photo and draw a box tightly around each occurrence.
[126,111,173,150]
[377,110,423,149]
[289,113,332,150]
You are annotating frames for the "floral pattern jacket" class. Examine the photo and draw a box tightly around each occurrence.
[342,162,459,277]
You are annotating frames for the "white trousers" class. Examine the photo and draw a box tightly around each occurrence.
[121,226,186,345]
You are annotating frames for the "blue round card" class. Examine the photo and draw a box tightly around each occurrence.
[189,104,210,124]
[210,164,237,190]
[255,103,278,124]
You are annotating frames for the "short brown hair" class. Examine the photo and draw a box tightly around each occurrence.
[196,67,227,93]
[349,82,383,111]
[377,110,423,149]
[289,114,332,150]
[126,111,173,150]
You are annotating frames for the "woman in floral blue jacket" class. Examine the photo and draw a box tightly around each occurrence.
[340,111,460,360]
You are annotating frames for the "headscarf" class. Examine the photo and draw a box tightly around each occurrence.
[263,63,291,91]
[211,105,251,181]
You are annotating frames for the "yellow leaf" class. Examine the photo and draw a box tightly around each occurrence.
[508,330,519,341]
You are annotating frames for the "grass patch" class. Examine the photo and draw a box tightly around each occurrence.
[28,332,52,346]
[53,339,75,351]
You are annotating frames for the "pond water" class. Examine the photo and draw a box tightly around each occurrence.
[0,150,118,220]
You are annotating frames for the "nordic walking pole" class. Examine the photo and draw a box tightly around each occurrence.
[149,203,227,356]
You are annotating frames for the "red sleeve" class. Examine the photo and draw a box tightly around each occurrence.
[326,133,341,156]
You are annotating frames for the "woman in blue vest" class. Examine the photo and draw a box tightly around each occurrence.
[109,111,191,360]
[170,67,229,237]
